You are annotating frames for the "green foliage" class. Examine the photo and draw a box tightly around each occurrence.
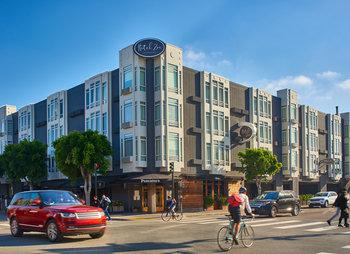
[204,195,214,208]
[217,196,228,206]
[0,140,47,189]
[238,148,283,182]
[53,130,112,180]
[299,194,314,202]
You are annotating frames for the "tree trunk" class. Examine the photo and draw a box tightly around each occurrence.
[29,182,33,191]
[9,183,13,196]
[256,178,262,196]
[81,166,91,206]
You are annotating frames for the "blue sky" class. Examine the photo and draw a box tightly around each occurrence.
[1,0,350,113]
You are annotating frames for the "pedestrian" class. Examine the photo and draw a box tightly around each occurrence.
[327,190,341,226]
[100,194,112,221]
[336,188,349,228]
[92,195,99,207]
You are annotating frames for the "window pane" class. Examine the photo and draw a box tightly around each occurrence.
[168,64,178,92]
[205,83,211,103]
[168,98,179,126]
[141,137,147,161]
[124,135,133,157]
[123,65,132,89]
[140,67,146,91]
[169,133,179,161]
[155,102,161,125]
[155,67,160,91]
[95,81,100,103]
[102,113,107,135]
[124,100,133,123]
[140,102,146,126]
[102,82,107,102]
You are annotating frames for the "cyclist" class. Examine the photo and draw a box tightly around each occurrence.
[165,196,177,216]
[228,187,254,245]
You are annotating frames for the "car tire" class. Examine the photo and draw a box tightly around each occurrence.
[269,206,277,218]
[292,205,300,216]
[308,204,313,208]
[89,230,105,239]
[46,220,63,242]
[10,217,23,237]
[322,201,329,208]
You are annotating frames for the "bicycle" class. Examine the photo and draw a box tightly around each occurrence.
[161,207,183,222]
[217,215,255,251]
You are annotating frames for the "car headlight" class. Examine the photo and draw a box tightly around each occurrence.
[60,212,76,218]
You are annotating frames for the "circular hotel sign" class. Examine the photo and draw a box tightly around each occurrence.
[133,38,166,58]
[240,126,253,139]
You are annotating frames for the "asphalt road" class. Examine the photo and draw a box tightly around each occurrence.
[0,208,349,254]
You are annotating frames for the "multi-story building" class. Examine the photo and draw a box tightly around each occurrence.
[1,38,350,212]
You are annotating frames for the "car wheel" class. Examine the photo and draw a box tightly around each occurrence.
[292,205,300,216]
[89,230,105,239]
[46,220,63,242]
[10,217,23,237]
[322,201,329,208]
[308,204,313,208]
[269,206,277,218]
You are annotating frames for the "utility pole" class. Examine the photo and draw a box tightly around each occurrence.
[94,163,100,197]
[169,162,175,198]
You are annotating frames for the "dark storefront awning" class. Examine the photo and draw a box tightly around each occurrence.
[129,173,180,183]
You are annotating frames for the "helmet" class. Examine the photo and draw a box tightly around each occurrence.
[239,187,247,193]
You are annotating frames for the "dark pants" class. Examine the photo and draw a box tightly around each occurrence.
[339,209,349,225]
[229,206,241,223]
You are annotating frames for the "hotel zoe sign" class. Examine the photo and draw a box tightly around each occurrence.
[133,38,166,58]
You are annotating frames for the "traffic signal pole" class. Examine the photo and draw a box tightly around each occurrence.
[170,162,175,198]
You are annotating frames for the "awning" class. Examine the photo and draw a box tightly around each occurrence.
[129,173,180,183]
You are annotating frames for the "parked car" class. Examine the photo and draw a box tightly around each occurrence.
[308,191,338,208]
[6,190,107,242]
[250,190,300,218]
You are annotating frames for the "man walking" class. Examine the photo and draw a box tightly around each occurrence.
[327,191,341,226]
[100,194,112,221]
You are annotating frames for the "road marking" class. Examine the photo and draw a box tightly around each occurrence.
[306,226,338,232]
[316,252,336,254]
[141,224,184,233]
[252,220,300,227]
[342,245,350,249]
[179,218,224,224]
[342,231,350,234]
[275,222,323,229]
[218,218,278,226]
[0,223,9,227]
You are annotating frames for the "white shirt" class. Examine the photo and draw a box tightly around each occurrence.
[239,193,252,215]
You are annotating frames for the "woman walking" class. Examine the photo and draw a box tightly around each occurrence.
[335,188,349,228]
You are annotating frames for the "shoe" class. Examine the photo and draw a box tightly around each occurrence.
[345,224,349,228]
[233,237,239,245]
[338,224,344,228]
[327,220,331,226]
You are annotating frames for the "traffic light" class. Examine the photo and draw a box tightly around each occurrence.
[169,162,174,171]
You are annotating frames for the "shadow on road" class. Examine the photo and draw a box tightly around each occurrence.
[255,231,348,241]
[40,239,215,253]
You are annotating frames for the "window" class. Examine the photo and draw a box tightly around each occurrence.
[225,146,230,165]
[291,127,298,143]
[140,137,147,161]
[140,102,146,126]
[281,106,287,121]
[267,101,271,117]
[155,136,161,161]
[162,66,166,88]
[163,100,166,125]
[59,99,63,118]
[90,84,95,106]
[90,113,95,130]
[123,65,132,89]
[225,116,229,136]
[86,89,90,109]
[291,151,298,167]
[86,117,90,130]
[214,141,219,164]
[134,102,137,125]
[253,96,257,115]
[59,125,63,137]
[102,82,107,103]
[219,112,224,136]
[124,100,133,123]
[206,143,211,164]
[135,136,139,161]
[282,130,287,146]
[124,134,133,157]
[291,103,297,120]
[169,132,179,161]
[140,67,146,91]
[96,111,101,132]
[282,154,288,169]
[168,98,179,127]
[213,111,218,135]
[268,126,272,144]
[95,81,100,105]
[213,81,218,105]
[219,142,225,164]
[205,82,211,103]
[155,101,161,125]
[206,112,211,133]
[259,95,264,115]
[168,64,178,93]
[219,83,224,106]
[102,113,107,135]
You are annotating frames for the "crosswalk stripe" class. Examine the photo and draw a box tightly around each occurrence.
[316,252,336,254]
[179,218,224,224]
[342,231,350,234]
[342,245,350,249]
[253,220,300,227]
[0,223,9,227]
[275,222,323,229]
[200,220,227,225]
[218,218,279,226]
[306,226,338,232]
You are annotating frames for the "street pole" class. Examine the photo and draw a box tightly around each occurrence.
[95,172,97,198]
[171,168,174,199]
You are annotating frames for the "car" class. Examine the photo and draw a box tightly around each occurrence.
[250,190,300,218]
[6,190,107,242]
[308,191,338,208]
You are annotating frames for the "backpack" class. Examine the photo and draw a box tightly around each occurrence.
[227,194,243,207]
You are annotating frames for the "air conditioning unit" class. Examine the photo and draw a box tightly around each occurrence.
[121,122,133,129]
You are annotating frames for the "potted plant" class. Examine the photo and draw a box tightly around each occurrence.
[112,200,124,213]
[204,195,214,211]
[299,194,314,206]
[220,196,228,210]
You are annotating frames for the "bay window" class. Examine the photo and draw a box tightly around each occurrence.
[140,136,147,161]
[168,98,179,127]
[124,100,133,123]
[167,64,178,93]
[123,65,132,89]
[140,67,146,91]
[140,102,146,126]
[169,132,179,161]
[124,134,133,157]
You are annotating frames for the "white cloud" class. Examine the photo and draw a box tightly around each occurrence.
[337,79,350,90]
[316,71,340,80]
[263,75,313,94]
[183,47,233,73]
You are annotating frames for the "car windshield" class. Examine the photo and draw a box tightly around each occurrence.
[315,192,328,197]
[40,191,82,206]
[256,192,279,200]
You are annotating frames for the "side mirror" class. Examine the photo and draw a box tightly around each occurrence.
[80,199,86,205]
[31,198,42,206]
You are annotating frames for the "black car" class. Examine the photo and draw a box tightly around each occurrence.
[250,191,300,217]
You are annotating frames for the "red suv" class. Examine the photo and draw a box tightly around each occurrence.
[7,190,107,242]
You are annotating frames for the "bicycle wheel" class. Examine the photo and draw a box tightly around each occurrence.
[240,224,255,248]
[161,211,171,222]
[175,212,183,221]
[217,226,234,251]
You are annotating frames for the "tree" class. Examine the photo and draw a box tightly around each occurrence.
[53,130,112,205]
[238,148,282,196]
[17,140,47,190]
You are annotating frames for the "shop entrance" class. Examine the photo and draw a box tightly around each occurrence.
[141,185,165,213]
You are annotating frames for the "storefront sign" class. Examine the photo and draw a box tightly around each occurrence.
[133,38,166,58]
[141,179,161,183]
